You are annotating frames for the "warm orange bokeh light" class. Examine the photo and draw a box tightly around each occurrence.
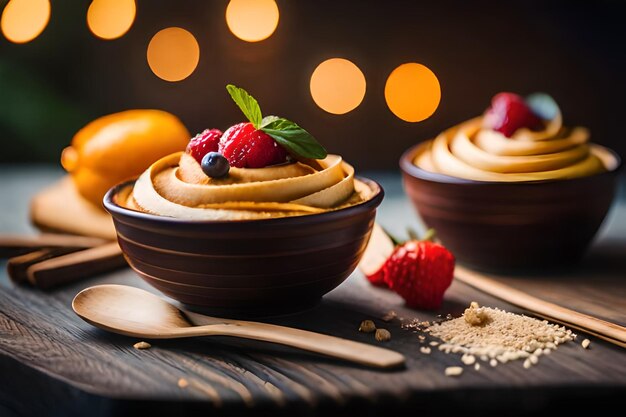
[226,0,279,42]
[147,27,200,82]
[87,0,136,40]
[384,63,441,122]
[1,0,50,44]
[310,58,366,115]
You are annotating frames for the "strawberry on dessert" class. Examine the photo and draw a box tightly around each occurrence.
[184,84,326,175]
[186,128,223,164]
[219,122,288,168]
[483,92,543,137]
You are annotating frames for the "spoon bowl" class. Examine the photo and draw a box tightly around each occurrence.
[73,284,193,338]
[72,284,405,369]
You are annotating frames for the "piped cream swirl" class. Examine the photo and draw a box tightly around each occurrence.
[120,152,373,220]
[414,112,611,181]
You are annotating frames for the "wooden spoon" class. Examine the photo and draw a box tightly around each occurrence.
[72,284,405,369]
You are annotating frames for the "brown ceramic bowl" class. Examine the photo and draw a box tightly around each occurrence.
[103,178,383,317]
[400,143,622,272]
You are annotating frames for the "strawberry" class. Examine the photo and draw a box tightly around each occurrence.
[483,92,543,137]
[186,129,223,164]
[219,122,288,168]
[359,223,395,286]
[383,240,455,310]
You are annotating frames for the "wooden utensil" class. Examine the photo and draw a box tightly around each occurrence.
[0,233,107,257]
[25,243,125,289]
[2,234,126,289]
[455,265,626,348]
[72,284,406,369]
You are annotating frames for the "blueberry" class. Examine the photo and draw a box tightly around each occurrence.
[201,152,230,178]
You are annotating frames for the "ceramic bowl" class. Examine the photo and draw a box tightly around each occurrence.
[400,143,621,272]
[103,178,383,317]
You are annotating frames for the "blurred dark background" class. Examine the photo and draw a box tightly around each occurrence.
[0,0,625,170]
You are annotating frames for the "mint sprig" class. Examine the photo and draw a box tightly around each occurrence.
[226,84,262,128]
[226,84,328,160]
[526,93,560,121]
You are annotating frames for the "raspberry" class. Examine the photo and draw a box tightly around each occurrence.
[383,241,455,310]
[483,92,543,137]
[219,122,288,168]
[186,129,223,164]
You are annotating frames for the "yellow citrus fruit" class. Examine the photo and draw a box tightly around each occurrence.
[61,109,190,207]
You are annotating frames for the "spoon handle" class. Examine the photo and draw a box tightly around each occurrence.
[181,321,405,368]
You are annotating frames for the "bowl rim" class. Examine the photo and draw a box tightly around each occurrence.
[103,175,384,226]
[399,141,623,185]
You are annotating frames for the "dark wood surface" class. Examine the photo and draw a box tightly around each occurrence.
[1,166,625,417]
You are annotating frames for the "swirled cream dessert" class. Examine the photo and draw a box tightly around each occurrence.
[414,93,613,181]
[117,84,375,220]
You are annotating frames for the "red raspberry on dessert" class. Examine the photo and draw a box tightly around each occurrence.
[186,129,223,164]
[383,240,455,310]
[483,92,543,137]
[219,122,288,168]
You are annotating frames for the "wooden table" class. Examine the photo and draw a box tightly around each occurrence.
[1,166,625,417]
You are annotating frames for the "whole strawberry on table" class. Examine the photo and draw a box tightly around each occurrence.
[359,225,456,310]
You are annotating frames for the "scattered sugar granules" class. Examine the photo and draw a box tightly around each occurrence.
[428,302,575,369]
[445,366,463,377]
[375,328,391,342]
[382,310,397,322]
[133,341,151,350]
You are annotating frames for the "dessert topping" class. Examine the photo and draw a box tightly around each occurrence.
[186,128,223,164]
[219,122,289,168]
[201,152,230,179]
[483,92,543,137]
[222,84,327,167]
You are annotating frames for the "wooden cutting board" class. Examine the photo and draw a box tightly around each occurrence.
[30,176,116,240]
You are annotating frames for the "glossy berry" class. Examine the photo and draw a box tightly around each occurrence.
[186,129,223,164]
[219,122,288,168]
[201,152,230,178]
[483,93,543,137]
[383,240,455,310]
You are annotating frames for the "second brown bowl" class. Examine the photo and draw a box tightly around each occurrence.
[400,143,621,272]
[103,178,383,317]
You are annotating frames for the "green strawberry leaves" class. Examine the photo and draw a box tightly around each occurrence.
[226,84,327,160]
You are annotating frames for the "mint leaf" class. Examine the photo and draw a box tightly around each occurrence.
[226,84,262,128]
[526,93,560,121]
[261,115,280,127]
[261,118,328,159]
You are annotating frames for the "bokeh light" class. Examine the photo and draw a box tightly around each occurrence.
[147,27,200,82]
[87,0,136,40]
[226,0,279,42]
[1,0,51,44]
[310,58,366,115]
[384,63,441,122]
